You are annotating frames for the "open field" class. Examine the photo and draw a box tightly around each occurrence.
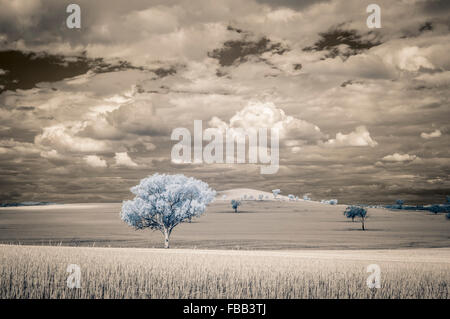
[1,199,449,299]
[1,245,449,299]
[0,200,449,249]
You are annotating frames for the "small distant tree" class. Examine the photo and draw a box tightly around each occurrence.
[120,174,216,248]
[231,199,241,213]
[428,205,446,214]
[272,189,281,199]
[329,199,338,205]
[344,206,368,230]
[396,199,404,209]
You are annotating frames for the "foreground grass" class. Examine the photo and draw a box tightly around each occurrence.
[1,245,449,298]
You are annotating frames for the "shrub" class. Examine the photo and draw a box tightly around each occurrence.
[272,189,281,199]
[231,199,241,213]
[344,206,368,230]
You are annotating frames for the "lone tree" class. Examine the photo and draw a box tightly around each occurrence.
[231,199,241,213]
[396,199,404,209]
[120,173,216,248]
[272,189,281,199]
[344,206,368,230]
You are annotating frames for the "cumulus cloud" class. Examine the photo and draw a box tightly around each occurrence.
[209,101,324,143]
[35,123,111,153]
[325,126,378,147]
[421,129,441,139]
[40,149,64,160]
[84,155,107,168]
[391,46,434,72]
[114,152,138,167]
[382,153,418,162]
[101,99,169,136]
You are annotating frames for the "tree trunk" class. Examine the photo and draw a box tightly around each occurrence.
[361,220,365,231]
[234,208,237,213]
[163,229,170,248]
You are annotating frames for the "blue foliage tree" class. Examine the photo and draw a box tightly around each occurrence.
[272,189,281,199]
[120,173,216,248]
[344,206,368,230]
[396,199,404,209]
[231,199,241,213]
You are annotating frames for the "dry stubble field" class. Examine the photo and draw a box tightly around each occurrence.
[1,245,449,299]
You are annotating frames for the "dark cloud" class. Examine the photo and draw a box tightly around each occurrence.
[208,36,288,67]
[422,0,450,13]
[303,28,381,60]
[0,50,90,93]
[0,50,142,93]
[255,0,330,10]
[419,22,433,33]
[15,106,35,111]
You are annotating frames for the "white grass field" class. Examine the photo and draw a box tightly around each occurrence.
[1,245,449,299]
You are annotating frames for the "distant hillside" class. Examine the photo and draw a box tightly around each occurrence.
[216,188,292,201]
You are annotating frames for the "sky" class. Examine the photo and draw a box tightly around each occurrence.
[0,0,449,204]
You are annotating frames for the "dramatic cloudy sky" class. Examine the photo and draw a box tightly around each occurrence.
[0,0,449,204]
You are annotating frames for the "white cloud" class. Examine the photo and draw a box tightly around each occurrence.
[114,152,138,167]
[394,46,434,72]
[40,149,64,160]
[421,129,441,139]
[415,71,450,87]
[35,123,110,153]
[209,101,324,142]
[326,126,378,147]
[291,146,301,153]
[382,153,417,162]
[84,155,107,168]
